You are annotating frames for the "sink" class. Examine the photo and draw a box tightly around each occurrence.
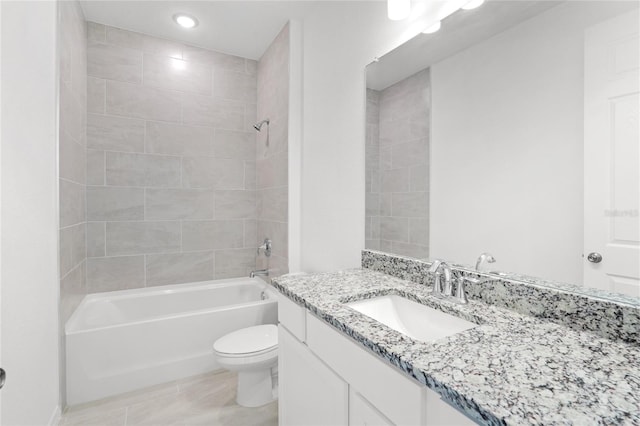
[346,295,477,342]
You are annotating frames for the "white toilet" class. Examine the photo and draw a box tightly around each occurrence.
[213,324,278,408]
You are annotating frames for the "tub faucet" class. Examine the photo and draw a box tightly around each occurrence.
[250,269,269,278]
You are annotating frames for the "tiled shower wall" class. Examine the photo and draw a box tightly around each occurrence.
[59,0,87,323]
[256,24,289,276]
[85,23,259,292]
[366,69,430,259]
[365,89,381,250]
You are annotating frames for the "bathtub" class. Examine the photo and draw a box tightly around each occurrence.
[65,277,277,406]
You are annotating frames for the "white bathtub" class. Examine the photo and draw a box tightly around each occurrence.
[65,277,277,406]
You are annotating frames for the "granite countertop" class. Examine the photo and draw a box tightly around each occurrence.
[271,268,640,426]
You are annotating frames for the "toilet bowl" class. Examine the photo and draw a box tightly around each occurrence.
[213,324,278,408]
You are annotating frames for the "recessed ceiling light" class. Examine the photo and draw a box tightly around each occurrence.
[173,13,198,29]
[422,21,442,34]
[461,0,485,10]
[387,0,411,21]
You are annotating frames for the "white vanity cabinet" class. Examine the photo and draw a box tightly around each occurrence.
[277,294,478,426]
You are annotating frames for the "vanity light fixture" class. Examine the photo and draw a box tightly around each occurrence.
[173,13,198,29]
[387,0,411,21]
[422,21,442,34]
[461,0,485,10]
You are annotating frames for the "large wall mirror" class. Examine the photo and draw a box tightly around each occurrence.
[365,0,639,299]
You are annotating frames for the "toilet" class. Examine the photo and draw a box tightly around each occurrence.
[213,324,278,407]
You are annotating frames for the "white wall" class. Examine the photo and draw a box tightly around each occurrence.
[0,1,60,424]
[299,1,466,273]
[430,2,637,284]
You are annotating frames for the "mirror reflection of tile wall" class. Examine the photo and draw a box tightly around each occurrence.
[365,69,430,259]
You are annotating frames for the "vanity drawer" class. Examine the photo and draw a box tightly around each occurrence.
[277,294,306,342]
[306,312,426,425]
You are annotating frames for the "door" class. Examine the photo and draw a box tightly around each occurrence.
[584,10,640,296]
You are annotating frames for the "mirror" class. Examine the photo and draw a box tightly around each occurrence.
[365,0,640,299]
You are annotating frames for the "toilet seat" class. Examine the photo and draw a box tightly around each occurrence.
[213,324,277,356]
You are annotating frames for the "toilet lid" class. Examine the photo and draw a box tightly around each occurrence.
[214,324,278,355]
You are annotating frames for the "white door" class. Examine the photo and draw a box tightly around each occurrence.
[584,10,640,297]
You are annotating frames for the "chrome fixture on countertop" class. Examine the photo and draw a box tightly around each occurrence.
[429,259,468,304]
[475,252,496,271]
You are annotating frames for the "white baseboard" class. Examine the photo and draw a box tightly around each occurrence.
[48,405,62,426]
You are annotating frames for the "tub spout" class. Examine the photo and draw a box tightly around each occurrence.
[250,269,269,278]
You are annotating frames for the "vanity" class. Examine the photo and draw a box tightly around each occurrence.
[272,251,640,425]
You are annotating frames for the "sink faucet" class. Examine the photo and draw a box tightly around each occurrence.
[429,260,452,297]
[429,259,467,304]
[250,269,269,278]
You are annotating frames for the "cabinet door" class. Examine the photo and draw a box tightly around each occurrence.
[279,325,349,426]
[349,389,394,426]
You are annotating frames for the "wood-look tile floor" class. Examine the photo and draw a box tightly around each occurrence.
[60,371,278,426]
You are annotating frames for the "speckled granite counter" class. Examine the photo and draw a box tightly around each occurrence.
[271,268,640,425]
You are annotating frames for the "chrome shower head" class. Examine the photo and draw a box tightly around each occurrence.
[253,119,270,131]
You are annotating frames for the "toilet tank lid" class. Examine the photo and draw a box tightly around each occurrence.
[214,324,278,355]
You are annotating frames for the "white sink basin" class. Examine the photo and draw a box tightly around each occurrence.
[346,295,477,343]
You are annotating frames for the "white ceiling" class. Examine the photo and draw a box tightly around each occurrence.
[366,0,562,90]
[79,1,323,60]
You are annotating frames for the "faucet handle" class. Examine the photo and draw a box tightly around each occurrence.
[257,238,272,257]
[455,277,468,304]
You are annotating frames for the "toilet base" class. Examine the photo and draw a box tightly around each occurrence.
[236,367,276,407]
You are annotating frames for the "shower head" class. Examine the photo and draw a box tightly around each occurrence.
[253,119,270,131]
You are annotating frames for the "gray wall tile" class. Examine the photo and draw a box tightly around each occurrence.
[86,255,145,292]
[106,221,181,255]
[182,45,245,71]
[381,168,409,193]
[87,186,144,221]
[87,77,105,114]
[60,261,86,324]
[60,179,86,228]
[182,95,244,129]
[86,149,105,185]
[143,53,212,95]
[182,157,244,189]
[214,70,257,103]
[145,121,214,157]
[87,222,106,258]
[182,220,244,251]
[213,129,255,160]
[257,187,287,222]
[380,217,409,243]
[106,152,181,187]
[88,43,143,83]
[215,190,257,219]
[392,192,428,217]
[60,134,86,184]
[106,80,182,122]
[60,223,86,277]
[87,113,145,152]
[146,251,214,286]
[145,188,214,220]
[215,248,255,279]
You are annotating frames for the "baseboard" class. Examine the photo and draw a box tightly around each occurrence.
[48,405,62,426]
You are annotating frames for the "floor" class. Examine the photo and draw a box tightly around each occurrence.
[60,371,278,426]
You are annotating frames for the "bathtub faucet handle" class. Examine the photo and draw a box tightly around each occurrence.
[257,238,272,257]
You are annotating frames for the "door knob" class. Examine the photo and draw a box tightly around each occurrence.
[587,252,603,263]
[0,368,5,389]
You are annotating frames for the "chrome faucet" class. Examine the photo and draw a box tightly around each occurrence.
[475,252,496,271]
[250,269,269,278]
[257,238,272,257]
[429,260,452,297]
[429,259,467,304]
